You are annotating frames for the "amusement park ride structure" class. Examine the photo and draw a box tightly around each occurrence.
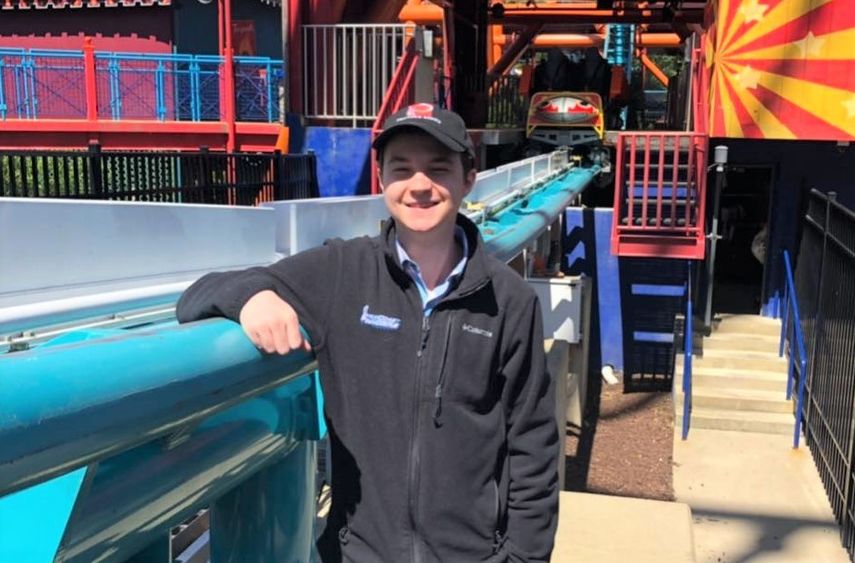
[3,1,855,561]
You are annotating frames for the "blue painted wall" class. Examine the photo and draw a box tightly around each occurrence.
[715,139,855,317]
[173,0,282,58]
[564,207,688,387]
[302,127,372,197]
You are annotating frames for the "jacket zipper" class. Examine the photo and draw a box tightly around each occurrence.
[407,279,489,561]
[432,313,454,427]
[409,313,431,563]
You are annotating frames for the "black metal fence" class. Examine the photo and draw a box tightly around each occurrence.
[793,189,855,555]
[487,74,528,129]
[0,144,319,205]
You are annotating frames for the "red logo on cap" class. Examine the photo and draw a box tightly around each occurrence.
[406,103,435,118]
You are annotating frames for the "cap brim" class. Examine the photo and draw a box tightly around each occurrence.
[372,121,472,156]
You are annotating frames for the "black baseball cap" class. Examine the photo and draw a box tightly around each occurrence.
[373,103,475,159]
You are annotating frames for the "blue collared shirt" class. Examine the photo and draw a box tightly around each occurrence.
[396,226,468,316]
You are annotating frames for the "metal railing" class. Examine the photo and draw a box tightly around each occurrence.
[780,250,809,448]
[610,132,708,259]
[681,260,694,439]
[0,320,322,562]
[369,37,418,194]
[0,144,319,204]
[0,47,283,122]
[792,189,855,555]
[302,24,412,124]
[486,74,527,129]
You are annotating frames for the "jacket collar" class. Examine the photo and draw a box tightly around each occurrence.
[382,214,491,298]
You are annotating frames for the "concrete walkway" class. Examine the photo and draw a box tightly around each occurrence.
[674,427,850,563]
[553,491,695,563]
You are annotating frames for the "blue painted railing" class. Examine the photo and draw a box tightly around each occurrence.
[0,48,283,122]
[681,261,694,440]
[780,250,809,448]
[0,321,323,562]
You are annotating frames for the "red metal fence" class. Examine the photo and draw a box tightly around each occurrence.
[369,38,417,195]
[610,131,708,259]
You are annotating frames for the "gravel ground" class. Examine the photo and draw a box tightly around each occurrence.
[564,379,675,502]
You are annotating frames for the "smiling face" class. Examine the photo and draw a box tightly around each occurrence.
[379,130,476,244]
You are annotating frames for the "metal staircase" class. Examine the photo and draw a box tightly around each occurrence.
[604,24,634,129]
[610,131,708,259]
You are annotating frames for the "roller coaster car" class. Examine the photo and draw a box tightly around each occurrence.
[524,91,611,174]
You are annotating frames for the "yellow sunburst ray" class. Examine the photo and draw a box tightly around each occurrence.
[721,65,795,139]
[718,0,743,54]
[707,67,719,132]
[727,27,855,61]
[715,66,744,137]
[721,62,855,136]
[726,0,836,56]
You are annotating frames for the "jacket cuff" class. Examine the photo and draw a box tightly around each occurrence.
[223,279,277,322]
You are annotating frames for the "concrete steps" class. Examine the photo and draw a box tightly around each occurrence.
[676,386,793,414]
[702,334,781,353]
[691,348,787,371]
[675,315,794,435]
[675,364,788,392]
[712,314,781,337]
[675,407,794,435]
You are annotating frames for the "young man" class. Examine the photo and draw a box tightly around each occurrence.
[176,104,559,562]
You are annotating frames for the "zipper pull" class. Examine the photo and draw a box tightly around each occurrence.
[417,316,431,357]
[433,384,443,427]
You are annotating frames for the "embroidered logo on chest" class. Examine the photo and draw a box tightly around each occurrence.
[360,305,402,331]
[462,323,493,338]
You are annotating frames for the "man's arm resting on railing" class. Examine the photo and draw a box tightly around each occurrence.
[176,242,340,352]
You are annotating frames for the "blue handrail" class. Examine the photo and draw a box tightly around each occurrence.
[0,47,284,123]
[682,260,693,440]
[780,250,809,448]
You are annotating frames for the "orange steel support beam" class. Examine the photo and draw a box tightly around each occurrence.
[82,38,98,122]
[493,32,681,48]
[399,3,695,36]
[487,23,542,84]
[640,51,669,87]
[488,24,503,68]
[399,1,441,24]
[489,7,704,25]
[221,0,237,153]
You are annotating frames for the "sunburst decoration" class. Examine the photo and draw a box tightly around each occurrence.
[708,0,855,140]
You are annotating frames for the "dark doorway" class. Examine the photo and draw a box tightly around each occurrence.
[712,165,774,314]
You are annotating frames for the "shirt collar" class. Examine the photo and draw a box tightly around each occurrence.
[395,225,468,284]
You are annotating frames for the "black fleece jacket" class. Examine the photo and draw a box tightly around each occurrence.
[176,214,559,563]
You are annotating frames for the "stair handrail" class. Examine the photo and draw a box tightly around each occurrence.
[780,250,809,448]
[681,260,694,439]
[370,37,419,195]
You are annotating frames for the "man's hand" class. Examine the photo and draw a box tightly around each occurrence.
[239,290,312,355]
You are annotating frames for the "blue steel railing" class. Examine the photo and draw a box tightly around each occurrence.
[0,48,283,122]
[681,261,694,440]
[780,250,810,448]
[0,320,323,562]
